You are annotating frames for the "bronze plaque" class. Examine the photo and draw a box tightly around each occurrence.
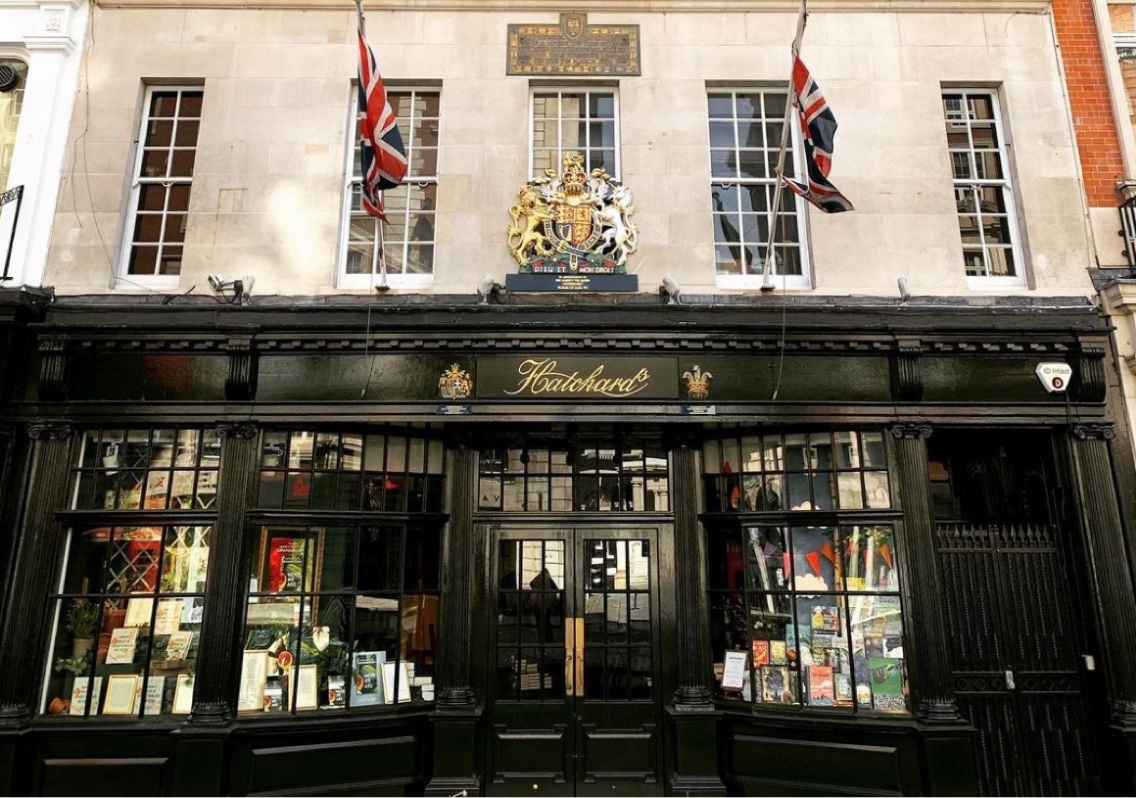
[508,13,640,76]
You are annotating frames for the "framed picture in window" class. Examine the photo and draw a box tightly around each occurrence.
[102,674,140,715]
[258,528,324,594]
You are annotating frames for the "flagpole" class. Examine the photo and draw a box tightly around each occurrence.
[761,0,809,291]
[355,0,390,292]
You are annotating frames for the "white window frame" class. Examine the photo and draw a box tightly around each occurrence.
[338,86,439,291]
[115,85,203,291]
[527,87,621,181]
[942,88,1026,289]
[0,58,29,193]
[709,88,812,291]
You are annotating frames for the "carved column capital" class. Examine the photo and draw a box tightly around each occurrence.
[1072,424,1115,442]
[215,422,258,440]
[889,422,932,441]
[26,420,73,442]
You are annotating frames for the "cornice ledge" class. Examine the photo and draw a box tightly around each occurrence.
[91,0,1053,13]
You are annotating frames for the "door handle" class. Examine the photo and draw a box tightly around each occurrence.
[573,617,584,698]
[564,617,584,698]
[565,617,575,697]
[1004,668,1015,690]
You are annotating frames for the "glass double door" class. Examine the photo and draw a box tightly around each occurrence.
[486,526,664,796]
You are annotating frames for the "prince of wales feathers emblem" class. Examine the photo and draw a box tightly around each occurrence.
[508,153,639,274]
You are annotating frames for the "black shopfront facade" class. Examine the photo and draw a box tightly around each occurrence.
[1,293,1135,797]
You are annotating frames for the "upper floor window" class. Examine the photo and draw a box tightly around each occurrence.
[943,90,1023,286]
[709,90,809,290]
[0,60,28,191]
[530,89,618,179]
[342,89,439,290]
[119,87,202,287]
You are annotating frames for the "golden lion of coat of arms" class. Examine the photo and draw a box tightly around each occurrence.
[507,153,639,274]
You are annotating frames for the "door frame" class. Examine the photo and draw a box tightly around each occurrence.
[475,521,673,797]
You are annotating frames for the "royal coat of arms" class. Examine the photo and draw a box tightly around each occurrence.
[507,152,639,274]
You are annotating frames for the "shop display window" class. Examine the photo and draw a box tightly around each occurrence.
[478,439,669,512]
[256,430,444,512]
[239,524,439,713]
[243,427,444,713]
[70,428,219,510]
[41,524,210,718]
[704,430,908,713]
[702,430,889,512]
[41,426,218,718]
[709,524,908,712]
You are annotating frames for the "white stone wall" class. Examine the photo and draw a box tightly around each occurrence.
[1,0,87,288]
[44,3,1095,300]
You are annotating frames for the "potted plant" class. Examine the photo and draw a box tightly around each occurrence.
[65,599,100,658]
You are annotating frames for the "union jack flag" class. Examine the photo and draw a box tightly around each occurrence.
[357,28,408,220]
[782,55,853,213]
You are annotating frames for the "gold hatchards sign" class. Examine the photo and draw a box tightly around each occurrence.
[505,153,639,292]
[508,13,640,76]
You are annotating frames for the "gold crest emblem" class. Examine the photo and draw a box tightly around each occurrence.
[507,152,639,275]
[683,365,714,400]
[438,364,472,400]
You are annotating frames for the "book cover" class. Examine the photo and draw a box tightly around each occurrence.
[869,656,905,710]
[752,639,770,667]
[808,665,835,706]
[165,630,194,662]
[351,651,385,706]
[834,672,853,704]
[70,677,103,716]
[770,640,787,665]
[761,666,793,704]
[811,605,840,633]
[105,627,139,665]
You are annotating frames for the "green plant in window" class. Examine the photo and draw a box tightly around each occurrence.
[54,652,91,676]
[65,599,100,639]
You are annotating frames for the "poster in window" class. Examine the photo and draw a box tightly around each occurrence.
[70,677,103,716]
[869,656,905,711]
[172,674,194,714]
[259,530,322,593]
[721,650,747,691]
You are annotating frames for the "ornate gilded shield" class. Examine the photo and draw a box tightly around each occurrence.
[506,153,639,274]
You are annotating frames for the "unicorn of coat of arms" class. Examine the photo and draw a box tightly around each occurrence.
[507,152,639,274]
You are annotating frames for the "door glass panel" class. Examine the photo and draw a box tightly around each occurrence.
[495,539,565,702]
[582,538,653,702]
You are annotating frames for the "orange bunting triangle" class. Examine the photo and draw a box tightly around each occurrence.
[819,541,835,564]
[806,550,821,576]
[879,543,893,569]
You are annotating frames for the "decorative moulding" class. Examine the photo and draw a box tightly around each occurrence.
[92,0,1053,14]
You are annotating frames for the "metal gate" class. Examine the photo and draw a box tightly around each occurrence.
[936,522,1101,796]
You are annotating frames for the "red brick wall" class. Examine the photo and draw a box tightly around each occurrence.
[1052,0,1126,205]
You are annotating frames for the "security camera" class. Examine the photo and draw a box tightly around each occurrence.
[660,274,681,305]
[1035,362,1073,394]
[207,274,225,291]
[477,274,500,304]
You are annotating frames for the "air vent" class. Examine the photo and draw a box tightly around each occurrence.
[0,65,18,93]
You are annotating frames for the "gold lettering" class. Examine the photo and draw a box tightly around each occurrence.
[503,358,651,398]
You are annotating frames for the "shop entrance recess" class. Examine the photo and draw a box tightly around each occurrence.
[485,526,665,796]
[929,432,1106,796]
